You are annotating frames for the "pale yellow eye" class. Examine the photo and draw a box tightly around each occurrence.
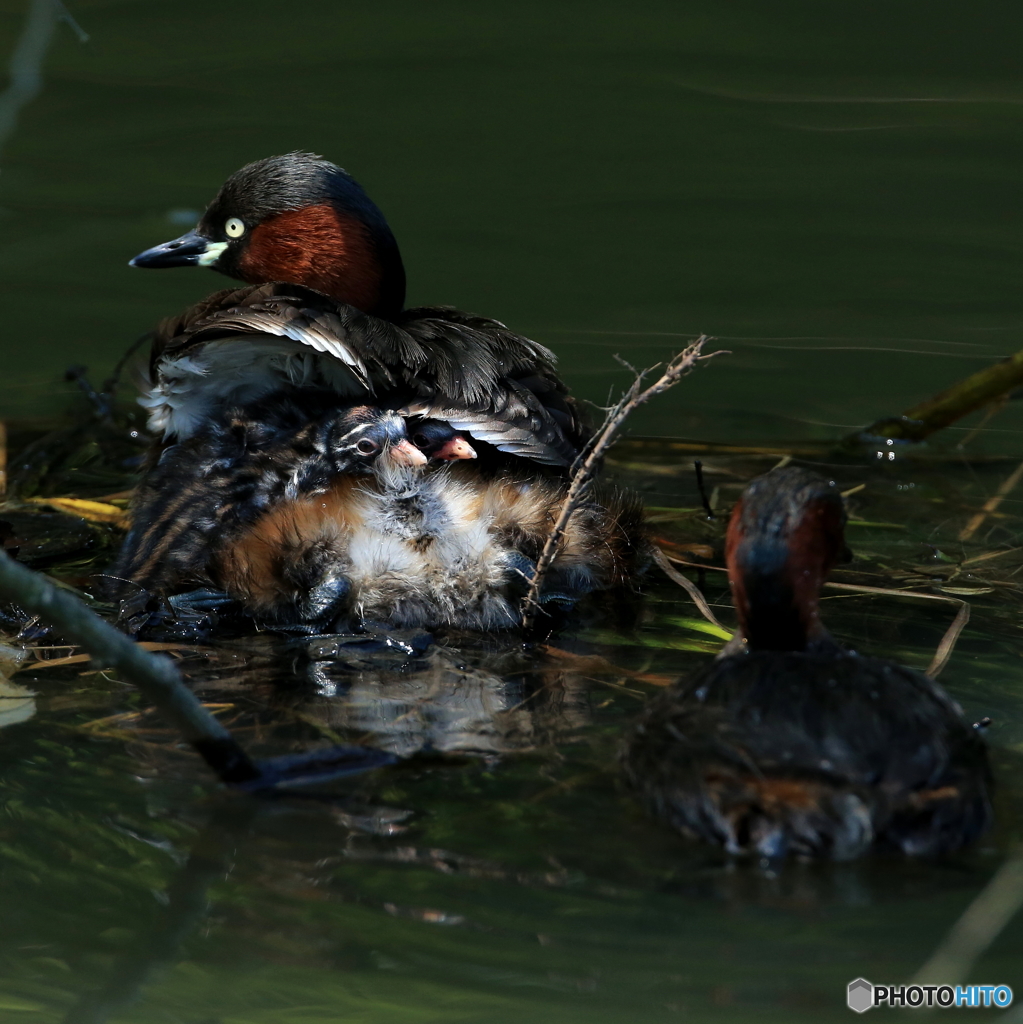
[224,217,246,239]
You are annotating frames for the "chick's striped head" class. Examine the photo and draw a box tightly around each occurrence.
[323,406,427,472]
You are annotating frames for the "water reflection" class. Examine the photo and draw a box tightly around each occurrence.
[302,639,592,758]
[0,0,56,161]
[62,799,250,1024]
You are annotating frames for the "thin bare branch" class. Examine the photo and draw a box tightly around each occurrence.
[520,338,721,630]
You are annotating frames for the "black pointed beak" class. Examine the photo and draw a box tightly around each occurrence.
[129,229,225,269]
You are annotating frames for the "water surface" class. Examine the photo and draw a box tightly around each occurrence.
[1,1,1023,1020]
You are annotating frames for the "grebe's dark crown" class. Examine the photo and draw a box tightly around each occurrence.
[130,152,407,316]
[198,153,391,238]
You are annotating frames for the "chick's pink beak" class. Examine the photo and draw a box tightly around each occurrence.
[388,439,428,467]
[434,435,477,461]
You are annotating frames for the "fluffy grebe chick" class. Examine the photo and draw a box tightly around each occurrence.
[111,400,425,596]
[623,466,992,860]
[215,463,643,631]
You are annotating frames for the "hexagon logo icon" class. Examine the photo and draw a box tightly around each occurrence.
[847,978,873,1013]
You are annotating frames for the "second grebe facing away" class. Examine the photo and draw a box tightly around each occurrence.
[623,466,992,860]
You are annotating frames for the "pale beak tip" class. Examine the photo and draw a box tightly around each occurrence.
[389,440,428,467]
[435,436,477,461]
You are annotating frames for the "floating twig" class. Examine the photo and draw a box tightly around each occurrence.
[848,346,1023,446]
[521,338,720,631]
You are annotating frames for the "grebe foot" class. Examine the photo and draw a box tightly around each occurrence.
[298,572,352,624]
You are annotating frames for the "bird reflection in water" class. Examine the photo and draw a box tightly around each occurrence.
[299,631,595,758]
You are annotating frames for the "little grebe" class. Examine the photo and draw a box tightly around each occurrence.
[131,152,584,466]
[623,466,992,860]
[114,153,639,623]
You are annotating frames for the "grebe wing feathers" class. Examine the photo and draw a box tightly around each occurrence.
[153,285,370,385]
[394,306,587,465]
[151,284,585,465]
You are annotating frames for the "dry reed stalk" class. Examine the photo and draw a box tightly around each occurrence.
[925,601,970,678]
[520,338,720,630]
[960,546,1022,566]
[658,553,970,675]
[959,459,1023,541]
[650,545,729,632]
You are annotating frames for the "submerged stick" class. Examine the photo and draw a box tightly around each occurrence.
[521,338,719,631]
[0,553,395,789]
[849,346,1023,446]
[0,550,260,783]
[911,849,1023,990]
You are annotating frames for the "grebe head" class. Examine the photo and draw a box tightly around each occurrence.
[130,152,406,317]
[407,418,478,462]
[325,406,426,472]
[725,466,847,651]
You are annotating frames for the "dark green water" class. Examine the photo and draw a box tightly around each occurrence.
[2,1,1023,1020]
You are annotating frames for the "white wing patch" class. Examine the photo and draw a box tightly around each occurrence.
[211,310,369,386]
[142,337,369,439]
